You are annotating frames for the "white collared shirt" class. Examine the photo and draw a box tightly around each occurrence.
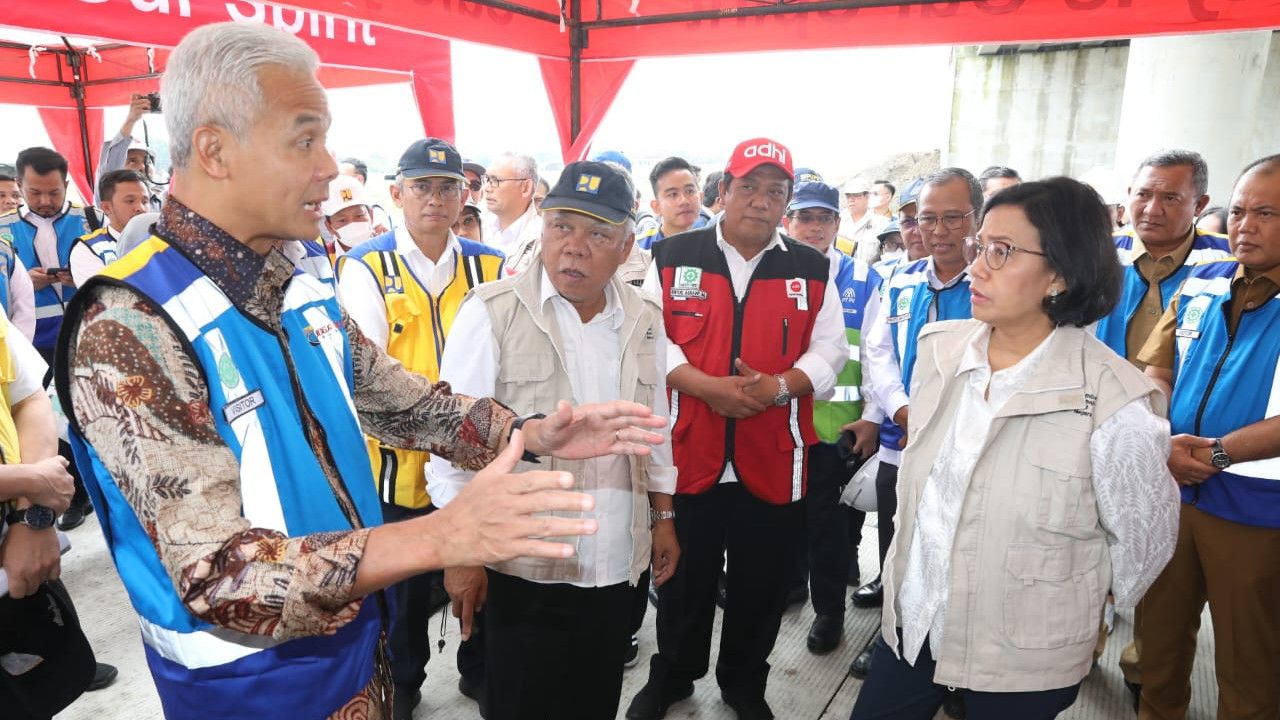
[69,225,120,289]
[336,229,461,348]
[21,204,72,301]
[642,221,848,484]
[895,325,1177,665]
[863,256,969,464]
[427,270,677,588]
[483,202,542,258]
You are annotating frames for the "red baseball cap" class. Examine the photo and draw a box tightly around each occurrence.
[724,137,795,180]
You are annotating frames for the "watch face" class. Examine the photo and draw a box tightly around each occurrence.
[1211,452,1231,470]
[23,505,56,529]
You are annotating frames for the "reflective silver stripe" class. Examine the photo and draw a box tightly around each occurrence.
[788,398,803,501]
[34,304,64,320]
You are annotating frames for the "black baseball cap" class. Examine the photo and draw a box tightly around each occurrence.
[541,161,636,225]
[396,138,465,182]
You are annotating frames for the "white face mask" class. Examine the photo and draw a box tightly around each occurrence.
[335,220,373,247]
[880,248,905,263]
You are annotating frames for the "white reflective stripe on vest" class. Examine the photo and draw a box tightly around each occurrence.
[831,386,862,403]
[139,615,282,670]
[34,304,64,319]
[788,398,803,501]
[847,343,860,360]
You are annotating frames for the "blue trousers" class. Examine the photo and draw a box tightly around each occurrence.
[850,633,1081,720]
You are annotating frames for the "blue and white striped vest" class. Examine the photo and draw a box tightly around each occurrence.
[1169,258,1280,528]
[62,236,385,718]
[2,206,89,349]
[1094,228,1230,359]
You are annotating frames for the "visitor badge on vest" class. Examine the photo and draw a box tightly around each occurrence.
[671,266,708,301]
[787,278,808,311]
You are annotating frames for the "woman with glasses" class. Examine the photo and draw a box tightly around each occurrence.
[850,177,1180,720]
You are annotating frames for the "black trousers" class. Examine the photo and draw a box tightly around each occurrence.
[850,632,1081,720]
[649,482,805,698]
[802,442,864,616]
[482,569,635,720]
[39,351,88,512]
[381,502,440,692]
[875,461,900,569]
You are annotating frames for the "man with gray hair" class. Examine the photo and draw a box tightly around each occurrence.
[53,22,666,720]
[482,152,542,262]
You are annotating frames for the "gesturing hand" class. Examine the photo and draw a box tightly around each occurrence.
[527,400,667,460]
[430,429,598,568]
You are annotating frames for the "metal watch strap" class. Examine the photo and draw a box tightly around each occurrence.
[773,373,791,406]
[649,509,675,525]
[509,413,545,464]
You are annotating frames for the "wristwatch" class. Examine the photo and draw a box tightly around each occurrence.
[5,505,56,530]
[649,509,675,526]
[508,413,546,464]
[1209,439,1232,470]
[772,373,792,407]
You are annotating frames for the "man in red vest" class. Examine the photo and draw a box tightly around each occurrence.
[628,138,848,720]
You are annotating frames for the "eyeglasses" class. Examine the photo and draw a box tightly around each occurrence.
[897,215,919,229]
[965,237,1046,271]
[403,181,463,200]
[482,175,530,188]
[467,179,482,192]
[916,209,976,232]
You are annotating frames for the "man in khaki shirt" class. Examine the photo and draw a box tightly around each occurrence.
[1134,154,1280,720]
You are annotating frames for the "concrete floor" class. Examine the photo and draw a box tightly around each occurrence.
[55,512,1220,719]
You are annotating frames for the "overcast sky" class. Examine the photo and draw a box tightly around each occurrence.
[0,39,954,200]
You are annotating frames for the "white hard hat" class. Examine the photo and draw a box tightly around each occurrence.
[840,455,879,512]
[322,174,370,217]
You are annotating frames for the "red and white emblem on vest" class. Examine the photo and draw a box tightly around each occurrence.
[786,277,808,311]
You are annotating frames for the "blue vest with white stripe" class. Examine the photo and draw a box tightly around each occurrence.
[2,206,89,349]
[879,258,971,452]
[1094,228,1230,358]
[76,227,120,265]
[63,236,385,718]
[0,228,14,317]
[1169,258,1280,528]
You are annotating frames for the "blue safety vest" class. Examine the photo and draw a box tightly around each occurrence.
[1168,258,1280,528]
[0,205,89,349]
[879,258,971,452]
[62,235,385,718]
[813,252,879,443]
[1094,228,1230,358]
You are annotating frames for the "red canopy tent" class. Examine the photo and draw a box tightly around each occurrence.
[4,0,1279,177]
[0,1,454,199]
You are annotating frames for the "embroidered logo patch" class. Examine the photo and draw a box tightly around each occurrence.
[217,354,240,389]
[340,188,354,202]
[576,174,602,195]
[428,149,446,164]
[670,266,707,300]
[223,389,266,424]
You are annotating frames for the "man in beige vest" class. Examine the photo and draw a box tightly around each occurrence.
[429,161,678,720]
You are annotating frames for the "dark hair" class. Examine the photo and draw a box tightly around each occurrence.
[1135,149,1208,197]
[873,180,895,197]
[341,157,368,183]
[702,171,723,208]
[924,167,983,217]
[1197,206,1227,232]
[0,174,14,184]
[649,156,701,195]
[98,169,147,202]
[15,147,68,181]
[978,165,1021,191]
[983,177,1121,327]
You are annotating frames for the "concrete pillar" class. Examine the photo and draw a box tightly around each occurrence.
[1114,31,1272,205]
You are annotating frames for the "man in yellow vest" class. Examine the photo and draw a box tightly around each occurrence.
[336,137,505,719]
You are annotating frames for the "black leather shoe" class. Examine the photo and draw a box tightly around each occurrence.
[57,504,89,531]
[851,578,883,609]
[721,690,774,720]
[785,584,809,609]
[1124,680,1141,713]
[393,685,422,720]
[806,614,843,654]
[625,679,694,720]
[624,634,640,668]
[942,690,967,719]
[87,662,118,691]
[848,636,876,679]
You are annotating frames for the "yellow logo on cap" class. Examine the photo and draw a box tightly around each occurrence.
[340,188,353,202]
[576,174,602,195]
[428,149,446,164]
